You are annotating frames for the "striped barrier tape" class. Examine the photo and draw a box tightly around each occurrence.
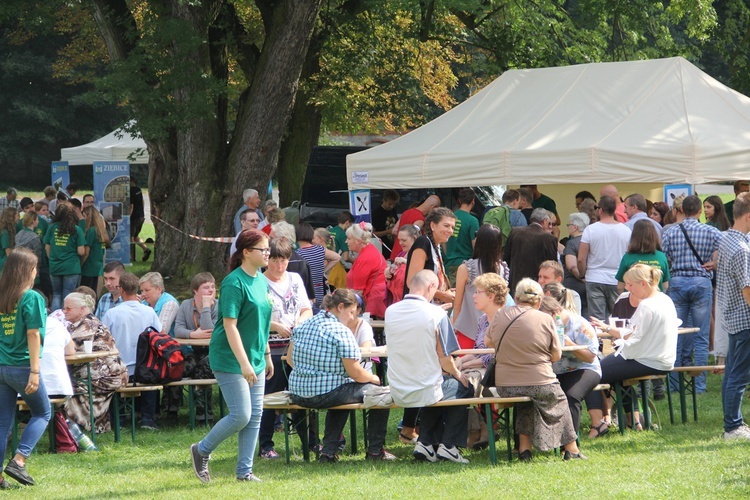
[150,215,235,243]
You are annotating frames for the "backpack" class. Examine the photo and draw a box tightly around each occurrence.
[482,206,512,244]
[53,411,79,453]
[134,327,185,384]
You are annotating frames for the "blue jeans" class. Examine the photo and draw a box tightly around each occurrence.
[0,366,51,459]
[198,372,264,478]
[50,274,80,312]
[667,276,713,392]
[722,329,750,432]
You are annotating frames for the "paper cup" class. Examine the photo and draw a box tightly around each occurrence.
[83,341,93,354]
[362,312,371,323]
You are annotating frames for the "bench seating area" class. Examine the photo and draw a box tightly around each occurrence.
[670,365,725,424]
[13,397,69,454]
[163,379,218,430]
[113,384,163,443]
[262,393,531,465]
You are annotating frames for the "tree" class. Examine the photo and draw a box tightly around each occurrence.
[83,0,323,277]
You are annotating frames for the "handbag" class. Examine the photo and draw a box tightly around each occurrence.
[678,223,716,287]
[480,309,530,390]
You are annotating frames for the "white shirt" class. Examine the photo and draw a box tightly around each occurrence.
[581,221,632,285]
[353,319,375,372]
[103,301,162,376]
[621,292,679,371]
[40,316,74,396]
[385,295,452,407]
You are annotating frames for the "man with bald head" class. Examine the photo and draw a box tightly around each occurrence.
[389,195,441,260]
[385,269,471,464]
[600,185,628,223]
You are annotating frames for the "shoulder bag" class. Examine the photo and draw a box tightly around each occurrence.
[479,309,530,389]
[678,223,715,287]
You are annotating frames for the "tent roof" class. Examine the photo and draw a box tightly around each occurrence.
[347,57,750,189]
[60,123,148,165]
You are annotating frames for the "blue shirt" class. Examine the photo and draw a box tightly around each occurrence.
[552,314,601,376]
[624,211,662,235]
[289,311,360,398]
[717,229,750,335]
[662,218,722,279]
[95,293,123,320]
[103,301,162,376]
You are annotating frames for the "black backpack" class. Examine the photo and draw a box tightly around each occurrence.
[134,327,185,384]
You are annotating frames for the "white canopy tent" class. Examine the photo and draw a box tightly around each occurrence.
[347,57,750,190]
[60,123,148,165]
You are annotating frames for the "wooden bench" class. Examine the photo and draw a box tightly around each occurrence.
[263,393,531,465]
[13,397,68,454]
[113,385,163,443]
[669,365,725,424]
[163,379,218,430]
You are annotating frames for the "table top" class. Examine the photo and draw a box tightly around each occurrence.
[65,350,119,364]
[598,326,699,339]
[360,344,586,358]
[370,319,385,329]
[176,338,211,347]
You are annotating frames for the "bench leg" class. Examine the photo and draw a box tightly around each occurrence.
[130,396,137,443]
[483,404,497,465]
[689,374,698,422]
[283,410,291,465]
[187,386,196,431]
[678,372,688,424]
[614,383,626,435]
[113,396,121,443]
[361,409,369,453]
[640,381,652,430]
[49,403,56,453]
[666,380,675,425]
[349,410,358,455]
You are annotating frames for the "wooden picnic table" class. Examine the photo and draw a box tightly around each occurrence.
[360,344,587,358]
[598,326,700,339]
[176,338,211,347]
[65,349,119,446]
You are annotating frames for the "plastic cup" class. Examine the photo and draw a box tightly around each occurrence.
[83,341,93,354]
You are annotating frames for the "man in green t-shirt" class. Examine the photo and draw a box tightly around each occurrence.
[520,184,558,219]
[445,189,479,286]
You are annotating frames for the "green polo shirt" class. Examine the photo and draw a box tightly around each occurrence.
[43,223,85,276]
[330,225,348,253]
[0,229,10,273]
[209,267,272,374]
[0,289,46,366]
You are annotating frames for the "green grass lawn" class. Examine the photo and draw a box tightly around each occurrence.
[5,374,750,498]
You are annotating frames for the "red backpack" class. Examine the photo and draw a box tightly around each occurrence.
[134,327,185,384]
[53,411,79,453]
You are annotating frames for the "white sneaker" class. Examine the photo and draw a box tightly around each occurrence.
[724,424,750,440]
[436,444,469,464]
[413,442,437,462]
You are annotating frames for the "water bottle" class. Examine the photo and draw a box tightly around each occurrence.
[67,419,98,452]
[555,315,566,346]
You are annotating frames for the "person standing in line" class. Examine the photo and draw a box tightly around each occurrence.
[44,202,85,312]
[0,248,50,487]
[130,178,151,262]
[717,192,750,439]
[80,206,111,295]
[191,230,273,483]
[389,195,441,260]
[445,188,479,287]
[372,191,399,259]
[724,180,750,226]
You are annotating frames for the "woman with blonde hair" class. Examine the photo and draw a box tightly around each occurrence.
[80,206,111,293]
[588,264,679,429]
[485,278,585,461]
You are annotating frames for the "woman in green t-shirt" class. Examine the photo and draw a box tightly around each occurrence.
[43,202,85,311]
[615,219,671,291]
[80,206,111,294]
[191,229,272,484]
[0,207,18,274]
[0,248,50,487]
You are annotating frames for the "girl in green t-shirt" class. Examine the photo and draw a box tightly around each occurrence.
[43,202,85,311]
[191,229,272,483]
[80,206,111,293]
[0,247,49,487]
[0,207,18,274]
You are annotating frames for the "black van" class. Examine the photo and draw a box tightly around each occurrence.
[293,145,503,228]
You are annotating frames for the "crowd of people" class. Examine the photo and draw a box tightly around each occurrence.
[2,180,750,487]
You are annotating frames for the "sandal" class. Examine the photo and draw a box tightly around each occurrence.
[398,432,418,445]
[589,421,609,438]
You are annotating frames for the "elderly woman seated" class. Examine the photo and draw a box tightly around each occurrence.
[288,289,393,462]
[485,278,585,461]
[345,222,387,319]
[63,291,128,433]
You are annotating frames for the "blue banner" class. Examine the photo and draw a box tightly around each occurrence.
[93,161,130,265]
[51,161,70,193]
[349,189,371,224]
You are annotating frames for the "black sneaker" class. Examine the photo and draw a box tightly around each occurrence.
[519,450,533,462]
[4,459,34,486]
[141,420,159,430]
[318,453,339,463]
[337,434,346,453]
[563,450,588,461]
[190,443,211,483]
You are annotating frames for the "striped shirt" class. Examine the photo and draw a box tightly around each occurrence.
[297,244,327,307]
[717,229,750,335]
[288,311,360,398]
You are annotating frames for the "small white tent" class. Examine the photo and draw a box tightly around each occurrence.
[60,123,148,165]
[347,57,750,189]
